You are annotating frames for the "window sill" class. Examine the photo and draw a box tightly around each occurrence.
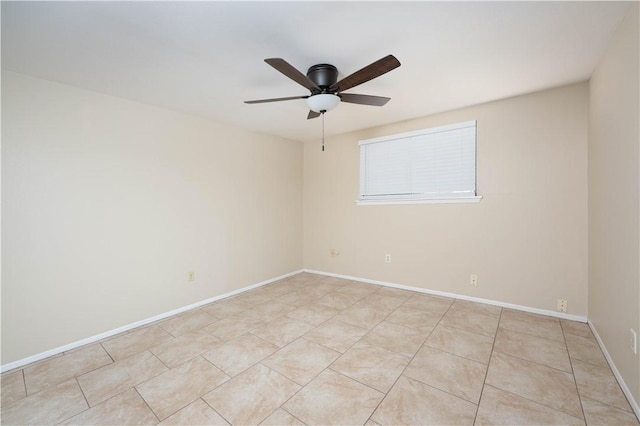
[356,196,483,205]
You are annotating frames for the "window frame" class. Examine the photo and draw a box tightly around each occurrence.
[357,120,482,205]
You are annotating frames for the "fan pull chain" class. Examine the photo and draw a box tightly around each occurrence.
[321,112,325,152]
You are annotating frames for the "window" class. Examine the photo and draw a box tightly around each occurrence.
[358,120,481,204]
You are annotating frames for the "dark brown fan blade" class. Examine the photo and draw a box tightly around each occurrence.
[244,95,308,104]
[330,55,401,93]
[339,93,390,106]
[265,58,320,91]
[307,110,321,120]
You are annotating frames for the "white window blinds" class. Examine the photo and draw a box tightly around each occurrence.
[359,120,477,202]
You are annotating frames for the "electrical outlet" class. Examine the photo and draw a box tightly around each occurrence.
[470,275,478,286]
[188,271,195,282]
[385,254,391,263]
[556,299,567,313]
[631,329,637,355]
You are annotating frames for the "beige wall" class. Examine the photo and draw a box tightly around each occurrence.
[1,72,303,364]
[588,3,639,406]
[304,83,589,316]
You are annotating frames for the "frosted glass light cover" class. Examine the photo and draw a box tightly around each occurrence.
[306,94,340,113]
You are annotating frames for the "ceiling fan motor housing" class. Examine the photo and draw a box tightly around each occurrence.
[307,64,338,92]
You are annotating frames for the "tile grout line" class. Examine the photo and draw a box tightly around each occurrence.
[434,320,496,339]
[473,306,503,425]
[564,316,588,423]
[263,336,340,388]
[387,309,497,408]
[480,314,589,422]
[482,383,587,423]
[425,317,493,337]
[265,289,411,425]
[136,354,229,423]
[149,349,172,371]
[491,349,576,375]
[205,280,338,424]
[364,297,452,424]
[54,376,93,424]
[331,294,408,356]
[20,368,26,400]
[570,354,639,417]
[132,387,161,424]
[299,319,367,353]
[74,376,91,409]
[200,396,234,426]
[422,338,490,365]
[10,350,114,404]
[279,405,309,426]
[253,360,308,423]
[562,319,597,424]
[99,342,116,364]
[498,326,566,344]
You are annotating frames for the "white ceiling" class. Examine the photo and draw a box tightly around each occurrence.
[1,1,630,142]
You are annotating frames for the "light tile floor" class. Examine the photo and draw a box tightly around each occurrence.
[1,273,639,425]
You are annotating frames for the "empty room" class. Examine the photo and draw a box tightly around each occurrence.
[1,1,639,425]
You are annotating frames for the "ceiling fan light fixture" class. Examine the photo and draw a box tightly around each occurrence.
[306,94,340,113]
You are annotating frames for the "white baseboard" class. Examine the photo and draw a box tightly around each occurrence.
[588,320,640,420]
[305,269,587,322]
[0,269,303,373]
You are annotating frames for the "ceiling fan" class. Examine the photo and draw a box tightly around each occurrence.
[244,55,401,119]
